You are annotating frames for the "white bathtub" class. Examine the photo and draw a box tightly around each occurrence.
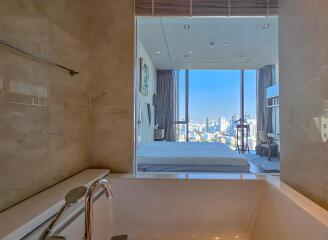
[1,171,328,240]
[106,174,328,240]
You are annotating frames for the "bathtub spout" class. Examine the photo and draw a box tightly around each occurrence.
[84,178,113,240]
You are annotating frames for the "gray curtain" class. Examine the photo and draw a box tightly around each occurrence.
[155,70,177,141]
[257,65,275,143]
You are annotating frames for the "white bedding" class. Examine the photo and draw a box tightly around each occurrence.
[137,142,250,172]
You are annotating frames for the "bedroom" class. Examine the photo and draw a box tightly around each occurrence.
[135,16,279,174]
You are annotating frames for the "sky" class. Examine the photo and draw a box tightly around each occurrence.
[179,69,257,122]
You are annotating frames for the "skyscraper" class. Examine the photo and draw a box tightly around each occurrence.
[205,118,209,131]
[218,117,229,133]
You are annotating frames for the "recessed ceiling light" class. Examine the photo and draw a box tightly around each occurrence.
[156,50,161,55]
[262,24,270,29]
[210,42,216,47]
[184,24,190,30]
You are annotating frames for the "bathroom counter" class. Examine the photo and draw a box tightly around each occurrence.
[0,169,109,240]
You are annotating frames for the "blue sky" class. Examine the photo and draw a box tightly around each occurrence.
[179,70,256,122]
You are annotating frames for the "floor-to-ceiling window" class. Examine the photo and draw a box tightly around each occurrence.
[188,70,240,149]
[175,70,188,142]
[175,69,257,150]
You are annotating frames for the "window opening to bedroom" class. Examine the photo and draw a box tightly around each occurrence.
[135,16,279,174]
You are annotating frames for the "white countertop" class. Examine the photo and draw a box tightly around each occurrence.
[0,169,109,240]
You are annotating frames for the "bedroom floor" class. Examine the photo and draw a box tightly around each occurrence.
[245,153,280,174]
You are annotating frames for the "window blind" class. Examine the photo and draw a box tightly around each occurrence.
[135,0,278,16]
[135,0,153,15]
[155,0,191,16]
[230,0,278,16]
[192,0,229,16]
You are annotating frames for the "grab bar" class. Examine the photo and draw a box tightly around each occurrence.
[0,39,79,76]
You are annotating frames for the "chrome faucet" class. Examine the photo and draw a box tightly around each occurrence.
[84,178,113,240]
[39,186,87,240]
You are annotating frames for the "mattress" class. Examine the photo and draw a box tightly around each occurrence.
[137,142,250,173]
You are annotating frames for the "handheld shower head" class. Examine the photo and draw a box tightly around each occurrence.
[65,186,87,205]
[39,186,87,240]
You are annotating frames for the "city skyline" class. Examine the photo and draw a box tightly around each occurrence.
[188,112,256,124]
[177,113,257,150]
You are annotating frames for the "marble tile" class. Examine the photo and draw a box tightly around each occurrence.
[0,0,92,212]
[0,0,136,211]
[90,0,135,173]
[279,0,328,209]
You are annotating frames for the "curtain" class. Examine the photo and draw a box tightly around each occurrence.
[155,70,178,141]
[257,65,275,143]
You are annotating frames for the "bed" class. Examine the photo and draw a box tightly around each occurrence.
[137,141,250,173]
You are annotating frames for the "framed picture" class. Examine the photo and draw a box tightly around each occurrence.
[139,57,149,96]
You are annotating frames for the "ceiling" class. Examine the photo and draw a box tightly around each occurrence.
[138,17,278,70]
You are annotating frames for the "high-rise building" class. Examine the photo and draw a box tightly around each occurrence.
[248,119,257,150]
[218,117,229,133]
[228,114,238,136]
[210,119,217,127]
[248,119,257,138]
[205,118,209,131]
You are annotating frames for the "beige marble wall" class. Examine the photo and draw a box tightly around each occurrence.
[250,181,328,240]
[0,0,92,212]
[90,0,135,173]
[280,0,328,209]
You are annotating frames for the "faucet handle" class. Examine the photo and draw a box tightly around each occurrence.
[47,236,66,240]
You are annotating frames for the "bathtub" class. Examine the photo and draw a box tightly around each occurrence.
[106,174,328,240]
[1,171,328,240]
